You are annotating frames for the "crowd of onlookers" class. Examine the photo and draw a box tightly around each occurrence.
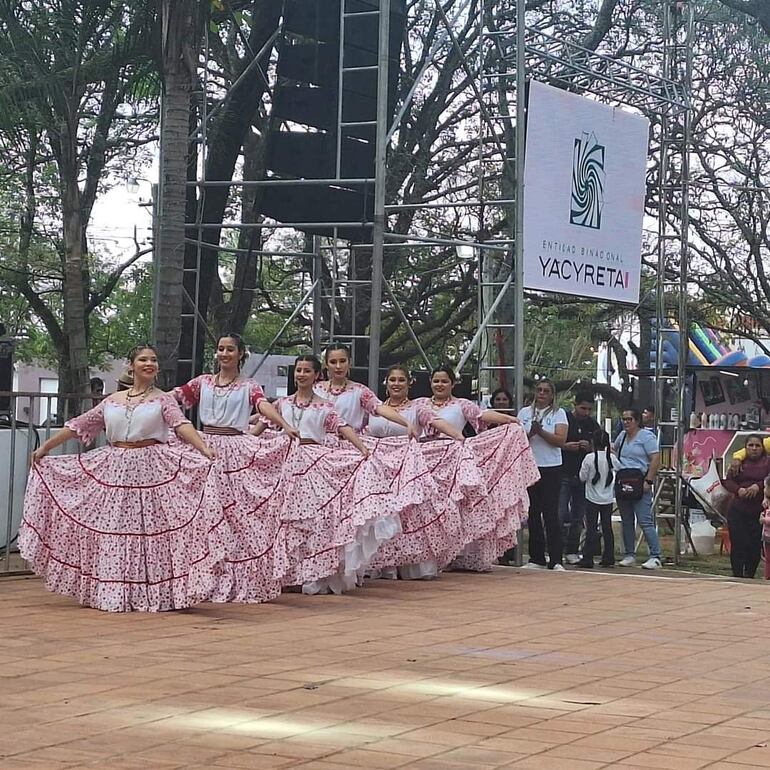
[491,382,663,571]
[491,381,770,580]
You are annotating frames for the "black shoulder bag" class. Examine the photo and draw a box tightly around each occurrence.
[614,434,645,501]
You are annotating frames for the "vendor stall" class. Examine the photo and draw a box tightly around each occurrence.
[681,366,770,480]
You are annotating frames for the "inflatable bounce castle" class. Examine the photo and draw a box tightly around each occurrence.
[651,321,770,369]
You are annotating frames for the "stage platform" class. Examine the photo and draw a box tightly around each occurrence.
[2,567,770,769]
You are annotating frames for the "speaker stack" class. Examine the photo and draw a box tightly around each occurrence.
[262,0,406,242]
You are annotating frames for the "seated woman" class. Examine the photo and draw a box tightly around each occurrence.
[723,434,770,579]
[19,345,223,612]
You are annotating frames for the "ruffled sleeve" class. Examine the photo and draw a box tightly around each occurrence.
[248,381,267,408]
[460,398,486,433]
[324,405,346,435]
[160,394,191,430]
[65,401,107,446]
[255,396,282,429]
[174,375,205,409]
[359,385,382,416]
[414,400,437,428]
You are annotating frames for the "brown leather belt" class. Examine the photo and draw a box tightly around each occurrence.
[203,426,243,436]
[112,439,161,449]
[299,438,319,445]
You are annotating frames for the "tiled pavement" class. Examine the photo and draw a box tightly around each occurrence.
[3,568,770,769]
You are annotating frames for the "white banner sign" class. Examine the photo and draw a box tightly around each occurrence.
[523,80,649,303]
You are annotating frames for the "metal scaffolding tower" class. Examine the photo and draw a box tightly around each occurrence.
[162,2,694,515]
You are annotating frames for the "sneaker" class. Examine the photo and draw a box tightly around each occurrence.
[521,561,547,570]
[565,553,582,565]
[619,555,636,567]
[599,560,615,568]
[576,559,594,569]
[551,563,566,571]
[641,556,662,570]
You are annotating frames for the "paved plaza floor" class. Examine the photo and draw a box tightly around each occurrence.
[3,567,770,769]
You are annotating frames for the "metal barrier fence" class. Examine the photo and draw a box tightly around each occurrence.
[0,390,98,576]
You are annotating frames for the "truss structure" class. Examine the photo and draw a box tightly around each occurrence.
[156,0,694,562]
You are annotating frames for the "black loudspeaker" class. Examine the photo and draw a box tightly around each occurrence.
[0,335,15,415]
[263,0,406,242]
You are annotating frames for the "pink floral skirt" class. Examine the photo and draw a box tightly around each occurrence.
[19,442,227,612]
[366,436,481,573]
[449,424,540,571]
[273,440,400,591]
[201,431,290,604]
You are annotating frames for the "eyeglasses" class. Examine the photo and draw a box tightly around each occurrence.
[535,388,551,393]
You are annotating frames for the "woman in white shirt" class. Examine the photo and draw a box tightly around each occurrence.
[19,345,223,612]
[414,365,535,572]
[268,355,400,595]
[518,379,568,570]
[578,429,620,568]
[174,333,300,604]
[316,343,415,436]
[366,364,472,580]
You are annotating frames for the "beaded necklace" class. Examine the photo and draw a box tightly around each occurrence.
[384,396,410,410]
[123,386,154,440]
[290,393,314,429]
[326,379,348,397]
[211,374,239,424]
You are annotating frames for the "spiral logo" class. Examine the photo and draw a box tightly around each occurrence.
[570,131,606,229]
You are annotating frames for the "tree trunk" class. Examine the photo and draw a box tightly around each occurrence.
[211,125,264,336]
[190,0,281,344]
[154,0,198,388]
[58,116,91,417]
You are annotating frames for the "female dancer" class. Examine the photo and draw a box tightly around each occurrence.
[415,364,538,572]
[317,344,416,436]
[19,345,223,612]
[173,333,300,603]
[257,355,400,594]
[366,364,479,579]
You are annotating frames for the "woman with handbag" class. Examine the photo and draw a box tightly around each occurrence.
[614,408,662,569]
[723,435,770,579]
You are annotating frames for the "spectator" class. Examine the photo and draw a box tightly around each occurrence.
[519,379,568,570]
[723,435,770,579]
[116,371,133,392]
[578,428,620,567]
[642,405,655,430]
[90,377,105,407]
[615,408,662,569]
[490,387,514,414]
[561,391,601,564]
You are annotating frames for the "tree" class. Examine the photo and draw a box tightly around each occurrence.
[0,0,155,404]
[154,0,200,388]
